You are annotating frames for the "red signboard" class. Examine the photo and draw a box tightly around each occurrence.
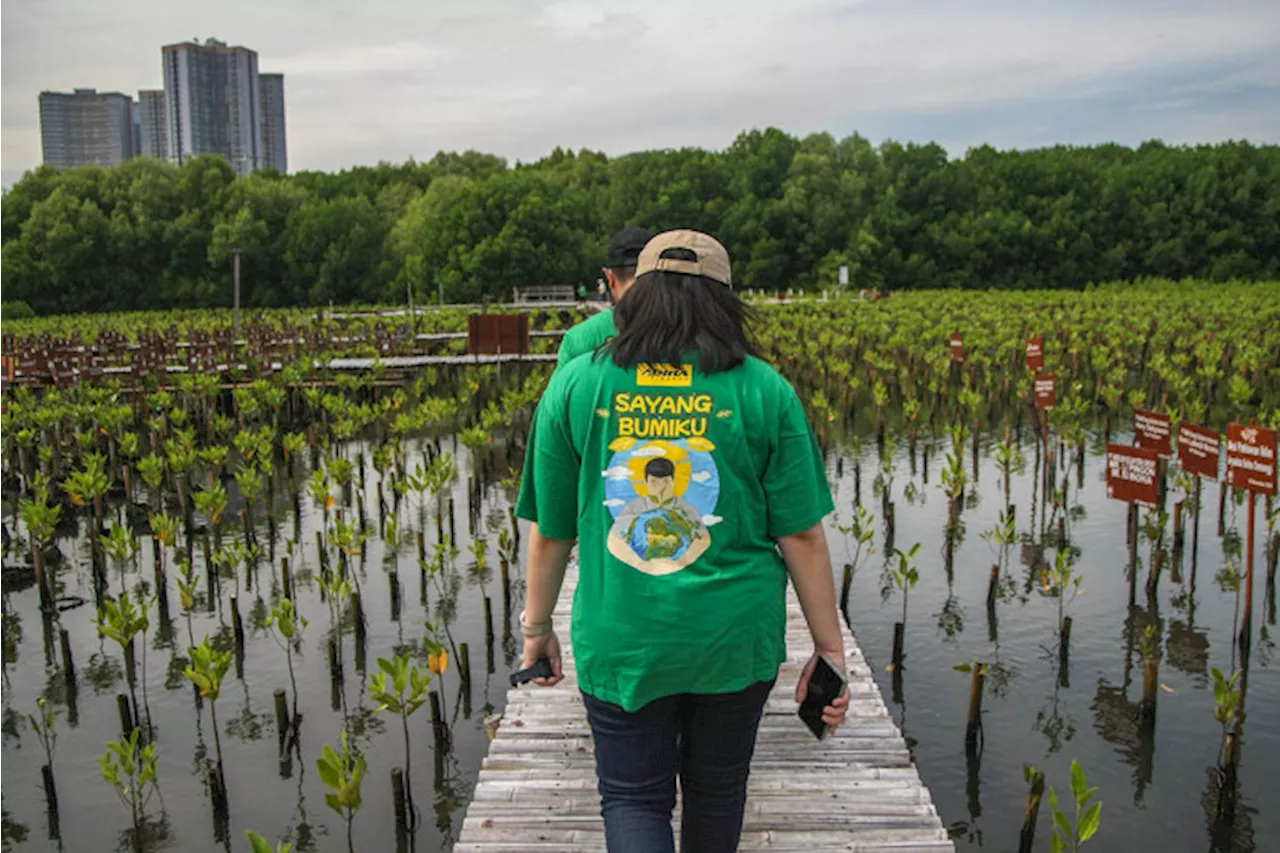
[1034,373,1056,410]
[1226,423,1277,496]
[950,333,964,362]
[1133,409,1172,458]
[1026,338,1044,372]
[1107,444,1160,507]
[1177,423,1220,480]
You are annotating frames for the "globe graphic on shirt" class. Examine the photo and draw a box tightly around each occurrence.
[627,506,698,561]
[604,438,723,574]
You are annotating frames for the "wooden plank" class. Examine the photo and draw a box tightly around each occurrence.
[456,563,954,852]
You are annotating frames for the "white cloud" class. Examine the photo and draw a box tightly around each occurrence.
[603,498,625,508]
[633,445,667,458]
[602,466,633,479]
[702,515,723,526]
[691,471,713,483]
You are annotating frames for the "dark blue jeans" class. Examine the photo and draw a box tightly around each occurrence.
[581,680,774,853]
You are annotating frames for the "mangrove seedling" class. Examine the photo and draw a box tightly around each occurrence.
[282,432,307,475]
[1048,760,1102,853]
[328,456,355,502]
[246,831,292,853]
[174,559,199,646]
[149,511,179,561]
[98,727,159,852]
[836,504,876,575]
[18,477,61,606]
[993,440,1026,501]
[1211,668,1242,730]
[317,729,366,853]
[95,590,152,735]
[891,543,921,627]
[369,653,431,829]
[28,697,57,775]
[458,425,489,455]
[235,464,265,518]
[195,480,229,529]
[198,444,229,482]
[980,509,1017,585]
[1044,548,1083,640]
[64,451,110,529]
[101,520,141,589]
[137,454,166,504]
[328,516,370,580]
[940,452,967,504]
[266,599,308,723]
[308,469,335,525]
[185,637,232,796]
[468,538,489,578]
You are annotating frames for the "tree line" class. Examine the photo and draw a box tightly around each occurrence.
[2,129,1278,316]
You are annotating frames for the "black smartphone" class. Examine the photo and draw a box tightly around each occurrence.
[798,654,848,740]
[509,657,554,687]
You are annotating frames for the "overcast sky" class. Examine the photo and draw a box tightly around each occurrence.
[3,0,1279,188]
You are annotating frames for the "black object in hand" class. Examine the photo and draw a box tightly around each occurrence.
[509,657,554,687]
[798,654,848,740]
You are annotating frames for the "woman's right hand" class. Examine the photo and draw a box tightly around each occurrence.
[521,631,564,687]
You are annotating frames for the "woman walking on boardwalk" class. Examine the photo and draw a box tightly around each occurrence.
[516,229,849,853]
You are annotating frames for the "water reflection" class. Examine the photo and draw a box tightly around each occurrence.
[2,807,29,853]
[1202,761,1256,853]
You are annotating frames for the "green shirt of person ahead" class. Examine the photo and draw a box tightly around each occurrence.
[555,227,652,371]
[556,309,617,369]
[517,245,833,712]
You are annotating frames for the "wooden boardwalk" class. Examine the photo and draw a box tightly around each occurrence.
[456,565,953,852]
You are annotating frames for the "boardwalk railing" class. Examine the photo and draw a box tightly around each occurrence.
[457,564,954,852]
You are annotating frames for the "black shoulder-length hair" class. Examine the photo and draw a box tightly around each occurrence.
[605,265,757,375]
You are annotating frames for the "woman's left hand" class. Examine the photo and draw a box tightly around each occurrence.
[521,631,564,687]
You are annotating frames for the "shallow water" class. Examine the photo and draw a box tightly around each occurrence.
[1,427,1275,853]
[833,432,1276,853]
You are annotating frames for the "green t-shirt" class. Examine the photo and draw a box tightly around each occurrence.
[516,354,834,711]
[556,309,617,369]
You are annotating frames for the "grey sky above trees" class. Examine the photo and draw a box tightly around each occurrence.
[3,0,1278,188]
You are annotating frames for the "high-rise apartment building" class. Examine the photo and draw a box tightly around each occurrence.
[137,89,168,160]
[259,73,288,173]
[38,89,137,168]
[162,38,263,176]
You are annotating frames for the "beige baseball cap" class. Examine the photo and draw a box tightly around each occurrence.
[634,229,732,288]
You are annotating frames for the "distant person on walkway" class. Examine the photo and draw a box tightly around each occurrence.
[598,278,608,302]
[578,283,589,302]
[518,229,849,853]
[557,227,654,370]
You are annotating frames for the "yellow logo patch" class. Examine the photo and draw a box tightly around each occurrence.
[636,363,693,387]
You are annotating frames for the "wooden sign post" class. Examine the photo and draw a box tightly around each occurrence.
[950,333,964,363]
[1133,410,1172,458]
[1034,374,1056,411]
[1033,373,1057,499]
[1026,338,1044,372]
[1107,445,1160,508]
[1177,423,1221,480]
[1176,422,1221,574]
[1135,408,1173,509]
[1226,423,1278,659]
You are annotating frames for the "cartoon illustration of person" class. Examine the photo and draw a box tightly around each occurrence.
[607,456,711,576]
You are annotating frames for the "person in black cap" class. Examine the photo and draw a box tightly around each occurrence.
[556,226,653,369]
